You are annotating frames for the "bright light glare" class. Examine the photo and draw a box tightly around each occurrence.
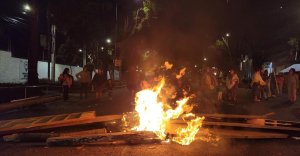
[23,4,31,12]
[203,57,207,61]
[78,49,83,52]
[226,33,230,37]
[106,38,111,44]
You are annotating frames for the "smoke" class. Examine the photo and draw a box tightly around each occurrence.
[122,0,230,68]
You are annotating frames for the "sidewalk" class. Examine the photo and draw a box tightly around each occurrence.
[0,87,133,121]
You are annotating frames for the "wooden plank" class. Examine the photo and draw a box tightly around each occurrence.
[2,129,107,143]
[61,128,107,137]
[3,133,60,142]
[167,124,288,139]
[0,113,124,136]
[206,129,288,139]
[170,120,300,132]
[195,113,267,119]
[0,121,17,128]
[47,131,160,146]
[47,114,69,122]
[0,111,96,136]
[65,113,82,120]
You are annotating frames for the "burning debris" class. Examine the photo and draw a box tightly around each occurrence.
[123,62,206,145]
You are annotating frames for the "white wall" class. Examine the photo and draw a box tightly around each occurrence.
[0,50,82,83]
[37,61,82,81]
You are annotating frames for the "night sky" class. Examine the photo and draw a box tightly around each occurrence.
[0,0,300,66]
[142,0,300,61]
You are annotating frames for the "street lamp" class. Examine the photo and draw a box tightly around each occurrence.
[222,33,231,50]
[23,4,31,12]
[106,38,111,44]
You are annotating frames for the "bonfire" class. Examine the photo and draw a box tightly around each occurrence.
[127,61,205,145]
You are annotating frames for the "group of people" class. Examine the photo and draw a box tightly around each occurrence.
[58,66,112,101]
[251,68,299,104]
[200,68,239,105]
[199,66,299,105]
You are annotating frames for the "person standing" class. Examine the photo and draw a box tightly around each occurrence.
[92,68,106,100]
[269,72,278,97]
[126,66,140,100]
[76,66,91,99]
[58,68,73,101]
[227,69,239,104]
[107,69,113,101]
[276,74,284,96]
[251,68,266,102]
[262,70,270,99]
[287,68,299,104]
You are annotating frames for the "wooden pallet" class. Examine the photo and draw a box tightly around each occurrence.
[171,113,300,133]
[0,111,96,136]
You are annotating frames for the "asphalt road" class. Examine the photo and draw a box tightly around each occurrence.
[1,88,300,121]
[1,87,300,156]
[1,139,300,156]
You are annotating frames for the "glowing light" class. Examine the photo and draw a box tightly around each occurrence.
[163,61,173,70]
[106,38,111,44]
[23,4,31,12]
[203,57,207,61]
[176,68,186,79]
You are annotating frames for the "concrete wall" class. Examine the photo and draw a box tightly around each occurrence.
[0,50,82,83]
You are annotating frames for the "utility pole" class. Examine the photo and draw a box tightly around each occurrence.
[51,25,56,82]
[28,0,39,85]
[114,0,118,80]
[47,3,51,82]
[83,45,87,67]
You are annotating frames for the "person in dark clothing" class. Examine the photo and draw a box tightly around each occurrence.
[92,68,106,100]
[126,66,140,101]
[58,68,73,100]
[262,70,270,99]
[269,72,278,97]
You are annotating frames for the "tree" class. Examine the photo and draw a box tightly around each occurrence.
[288,37,299,61]
[48,0,116,67]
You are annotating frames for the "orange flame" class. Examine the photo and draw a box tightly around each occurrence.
[176,68,186,79]
[133,77,204,145]
[163,61,173,70]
